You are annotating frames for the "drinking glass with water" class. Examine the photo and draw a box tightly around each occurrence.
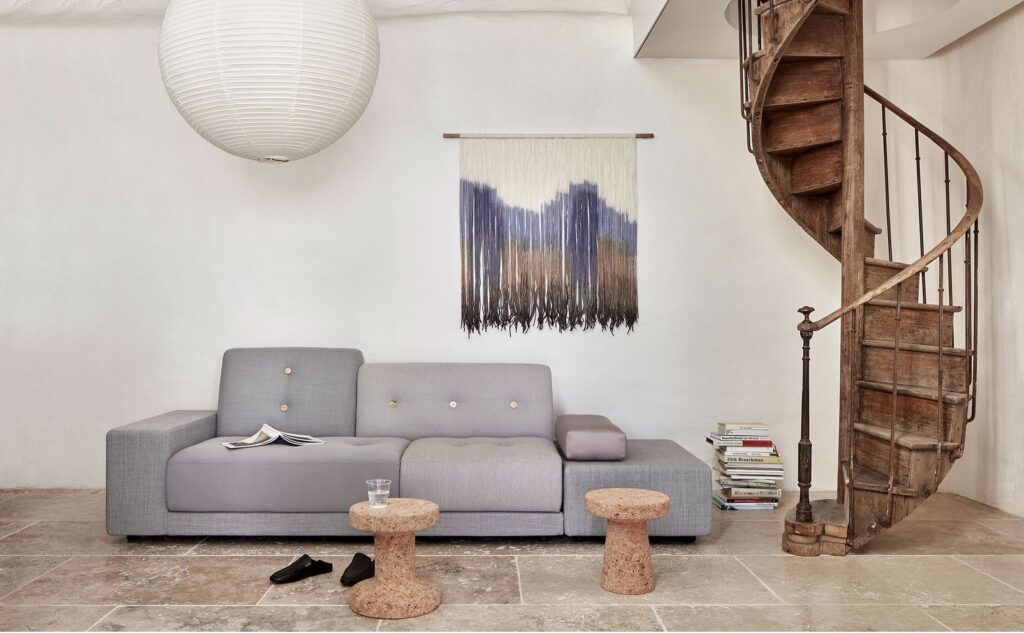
[366,479,391,508]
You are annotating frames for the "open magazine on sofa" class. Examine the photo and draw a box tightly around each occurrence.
[222,423,325,449]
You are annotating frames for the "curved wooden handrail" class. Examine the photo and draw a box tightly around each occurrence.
[799,84,984,333]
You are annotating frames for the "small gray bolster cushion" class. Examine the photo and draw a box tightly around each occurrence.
[555,415,627,461]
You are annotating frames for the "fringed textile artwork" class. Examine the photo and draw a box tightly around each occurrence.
[459,137,638,334]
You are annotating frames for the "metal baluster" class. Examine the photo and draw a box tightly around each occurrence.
[885,284,903,526]
[970,219,979,421]
[934,256,946,490]
[915,131,927,302]
[944,154,954,327]
[882,106,893,261]
[796,307,815,524]
[961,217,973,453]
[738,0,747,117]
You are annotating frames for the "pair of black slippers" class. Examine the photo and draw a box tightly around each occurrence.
[269,552,375,586]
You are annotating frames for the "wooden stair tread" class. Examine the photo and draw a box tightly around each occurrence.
[857,379,968,405]
[865,257,916,269]
[792,179,842,196]
[764,101,843,155]
[867,299,963,313]
[781,53,844,63]
[828,220,883,235]
[849,464,920,496]
[765,58,842,111]
[766,138,842,155]
[854,422,957,451]
[814,0,852,16]
[862,338,968,357]
[764,96,842,113]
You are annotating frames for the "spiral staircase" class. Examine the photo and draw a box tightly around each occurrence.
[738,0,983,555]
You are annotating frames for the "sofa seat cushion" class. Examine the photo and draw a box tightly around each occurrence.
[166,436,409,513]
[399,437,562,512]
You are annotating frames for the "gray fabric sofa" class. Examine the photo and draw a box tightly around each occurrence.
[107,347,711,538]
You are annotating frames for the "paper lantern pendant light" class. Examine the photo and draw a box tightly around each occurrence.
[158,0,380,163]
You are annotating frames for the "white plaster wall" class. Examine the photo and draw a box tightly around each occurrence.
[0,13,843,489]
[869,5,1024,516]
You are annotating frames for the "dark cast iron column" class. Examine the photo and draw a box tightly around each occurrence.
[796,306,815,524]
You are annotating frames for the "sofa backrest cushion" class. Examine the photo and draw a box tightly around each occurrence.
[356,363,554,440]
[217,348,364,437]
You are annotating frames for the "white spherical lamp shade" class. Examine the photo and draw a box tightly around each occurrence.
[158,0,379,163]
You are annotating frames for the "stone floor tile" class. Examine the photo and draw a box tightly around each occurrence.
[738,554,1024,604]
[0,491,105,522]
[0,556,70,599]
[0,523,33,540]
[905,494,1018,522]
[191,536,370,556]
[655,604,942,631]
[0,555,291,606]
[923,605,1024,631]
[416,537,604,556]
[0,522,200,556]
[954,556,1024,592]
[652,521,785,556]
[417,555,521,605]
[855,521,1024,555]
[379,604,663,632]
[980,520,1024,540]
[0,605,113,631]
[91,605,377,632]
[518,555,779,605]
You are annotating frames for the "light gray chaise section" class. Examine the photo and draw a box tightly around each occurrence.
[562,439,713,538]
[166,436,408,513]
[107,348,366,536]
[357,363,564,536]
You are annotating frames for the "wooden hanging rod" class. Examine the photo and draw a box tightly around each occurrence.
[443,133,654,139]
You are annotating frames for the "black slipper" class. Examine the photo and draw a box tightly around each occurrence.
[341,552,375,586]
[270,554,334,584]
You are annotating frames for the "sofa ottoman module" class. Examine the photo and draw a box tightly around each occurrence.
[563,439,713,538]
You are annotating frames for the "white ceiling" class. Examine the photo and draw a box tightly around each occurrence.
[0,0,630,26]
[633,0,1024,59]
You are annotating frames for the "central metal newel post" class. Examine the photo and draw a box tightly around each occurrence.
[796,306,815,524]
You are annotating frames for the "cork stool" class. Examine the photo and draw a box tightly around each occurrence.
[348,498,441,619]
[585,488,670,595]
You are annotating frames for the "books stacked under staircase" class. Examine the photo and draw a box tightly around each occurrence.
[708,422,782,511]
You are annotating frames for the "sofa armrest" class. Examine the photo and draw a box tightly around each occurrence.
[556,414,627,461]
[106,410,217,535]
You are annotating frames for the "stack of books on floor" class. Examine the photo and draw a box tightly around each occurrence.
[708,422,783,511]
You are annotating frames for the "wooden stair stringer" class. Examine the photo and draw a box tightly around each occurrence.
[748,0,853,262]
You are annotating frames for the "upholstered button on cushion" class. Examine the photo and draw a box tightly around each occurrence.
[166,436,409,513]
[399,437,562,512]
[356,363,554,440]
